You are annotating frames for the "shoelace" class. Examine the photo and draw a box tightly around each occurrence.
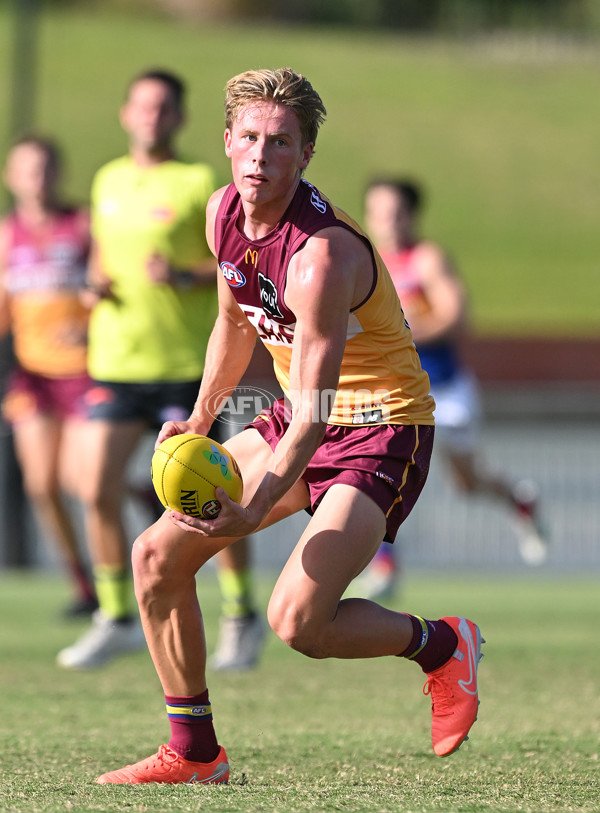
[423,674,454,716]
[143,745,178,773]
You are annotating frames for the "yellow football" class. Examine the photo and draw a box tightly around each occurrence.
[151,433,243,519]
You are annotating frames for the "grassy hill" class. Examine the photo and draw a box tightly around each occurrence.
[1,6,598,336]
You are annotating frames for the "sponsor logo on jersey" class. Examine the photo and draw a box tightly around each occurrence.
[221,261,246,287]
[242,306,296,346]
[244,248,259,267]
[258,272,283,318]
[351,409,383,425]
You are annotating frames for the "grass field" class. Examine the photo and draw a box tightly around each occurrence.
[0,7,599,336]
[1,570,598,812]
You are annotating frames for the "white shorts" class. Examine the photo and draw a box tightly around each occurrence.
[430,370,481,454]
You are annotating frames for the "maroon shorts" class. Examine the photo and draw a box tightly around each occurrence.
[250,397,434,542]
[2,367,92,423]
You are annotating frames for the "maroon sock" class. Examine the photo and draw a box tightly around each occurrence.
[165,690,220,764]
[399,615,458,673]
[68,560,96,603]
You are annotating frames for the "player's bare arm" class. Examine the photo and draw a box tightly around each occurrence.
[190,187,258,428]
[145,252,218,287]
[408,242,466,344]
[83,238,116,303]
[157,187,256,447]
[0,220,11,336]
[249,227,370,510]
[204,185,228,257]
[174,275,257,440]
[161,186,225,288]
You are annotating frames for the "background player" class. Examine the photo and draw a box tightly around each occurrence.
[57,68,257,669]
[360,177,549,599]
[0,136,97,618]
[95,67,483,785]
[210,531,265,671]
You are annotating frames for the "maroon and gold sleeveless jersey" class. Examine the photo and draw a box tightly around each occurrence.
[3,210,89,377]
[215,180,434,427]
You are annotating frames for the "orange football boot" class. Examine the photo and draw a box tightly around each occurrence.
[423,616,484,757]
[96,744,229,784]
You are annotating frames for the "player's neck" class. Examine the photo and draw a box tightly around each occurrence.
[392,234,419,254]
[377,240,409,256]
[15,198,57,228]
[238,207,280,241]
[130,144,176,167]
[238,180,300,241]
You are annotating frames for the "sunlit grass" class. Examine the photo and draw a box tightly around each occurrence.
[1,570,598,812]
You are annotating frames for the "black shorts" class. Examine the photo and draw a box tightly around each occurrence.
[84,379,223,441]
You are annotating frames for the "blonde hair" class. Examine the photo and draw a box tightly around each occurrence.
[224,67,327,146]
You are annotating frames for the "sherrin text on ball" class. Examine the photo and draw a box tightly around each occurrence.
[151,434,243,519]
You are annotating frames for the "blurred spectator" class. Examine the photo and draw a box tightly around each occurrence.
[358,177,548,599]
[57,68,224,669]
[0,136,97,617]
[210,531,265,672]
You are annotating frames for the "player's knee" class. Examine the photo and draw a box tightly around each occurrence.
[454,472,478,493]
[267,597,325,659]
[132,527,176,601]
[22,476,59,505]
[79,479,120,514]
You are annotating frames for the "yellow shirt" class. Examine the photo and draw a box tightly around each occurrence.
[89,156,218,382]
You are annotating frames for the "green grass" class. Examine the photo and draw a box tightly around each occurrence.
[1,570,599,812]
[0,7,599,336]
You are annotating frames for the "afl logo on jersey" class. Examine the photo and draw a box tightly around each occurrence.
[221,261,246,288]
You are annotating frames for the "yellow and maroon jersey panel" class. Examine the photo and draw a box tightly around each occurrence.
[4,211,89,377]
[215,180,434,426]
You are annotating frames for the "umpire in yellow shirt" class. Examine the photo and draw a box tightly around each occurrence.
[58,68,222,669]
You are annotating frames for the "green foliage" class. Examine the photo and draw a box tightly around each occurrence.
[1,570,599,812]
[0,6,598,335]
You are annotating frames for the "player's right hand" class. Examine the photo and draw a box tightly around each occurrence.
[155,416,211,449]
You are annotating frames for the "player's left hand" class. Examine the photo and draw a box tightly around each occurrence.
[167,487,263,538]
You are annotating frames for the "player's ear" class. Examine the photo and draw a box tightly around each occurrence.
[224,129,233,158]
[300,142,314,170]
[119,104,129,131]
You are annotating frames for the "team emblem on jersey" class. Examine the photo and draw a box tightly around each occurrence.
[221,261,246,287]
[307,184,327,214]
[258,272,283,318]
